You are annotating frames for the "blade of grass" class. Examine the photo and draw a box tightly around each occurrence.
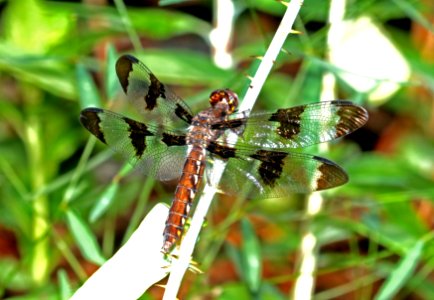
[89,183,119,223]
[53,229,88,281]
[240,218,262,294]
[57,269,72,300]
[113,0,142,52]
[105,44,120,101]
[375,238,427,300]
[66,210,106,266]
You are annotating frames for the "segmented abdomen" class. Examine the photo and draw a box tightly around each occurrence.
[162,146,206,253]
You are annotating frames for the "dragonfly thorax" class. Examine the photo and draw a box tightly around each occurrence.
[209,89,239,115]
[186,112,220,147]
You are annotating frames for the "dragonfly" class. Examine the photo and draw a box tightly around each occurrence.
[80,54,369,253]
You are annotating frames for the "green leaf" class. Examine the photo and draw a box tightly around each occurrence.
[3,0,71,53]
[0,49,77,99]
[132,49,229,86]
[128,8,211,40]
[57,269,72,300]
[159,0,192,5]
[76,62,102,108]
[105,45,120,101]
[240,218,262,294]
[66,210,106,265]
[247,0,287,16]
[89,183,119,223]
[392,0,434,32]
[295,59,323,103]
[375,239,426,300]
[218,283,251,300]
[260,73,293,109]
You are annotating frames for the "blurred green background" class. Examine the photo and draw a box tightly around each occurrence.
[0,0,433,299]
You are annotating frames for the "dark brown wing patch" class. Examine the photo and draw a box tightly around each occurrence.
[122,117,154,158]
[314,155,348,190]
[115,54,137,93]
[268,106,304,139]
[207,141,237,159]
[175,103,193,124]
[146,73,166,110]
[249,150,288,188]
[211,118,246,131]
[162,133,186,147]
[80,108,107,144]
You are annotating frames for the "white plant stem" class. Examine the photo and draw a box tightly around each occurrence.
[163,1,304,299]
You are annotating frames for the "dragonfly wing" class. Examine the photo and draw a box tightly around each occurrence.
[206,142,348,198]
[116,54,194,127]
[80,107,187,181]
[211,101,368,149]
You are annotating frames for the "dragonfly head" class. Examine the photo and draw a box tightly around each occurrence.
[209,89,239,114]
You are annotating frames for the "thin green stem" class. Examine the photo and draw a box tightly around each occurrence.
[23,85,50,285]
[54,230,88,281]
[113,0,143,52]
[61,137,96,206]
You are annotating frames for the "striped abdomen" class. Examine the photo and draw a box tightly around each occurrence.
[162,146,206,253]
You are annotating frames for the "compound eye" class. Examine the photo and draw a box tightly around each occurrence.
[209,89,239,113]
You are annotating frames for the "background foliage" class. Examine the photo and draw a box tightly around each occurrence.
[0,0,433,299]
